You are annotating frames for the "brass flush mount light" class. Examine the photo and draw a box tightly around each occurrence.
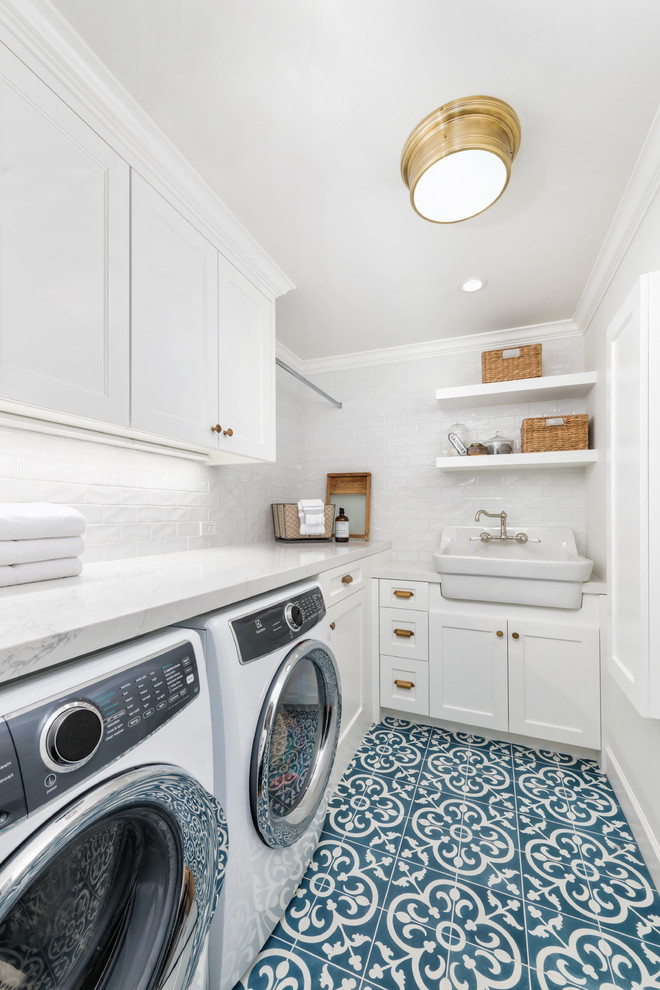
[401,95,521,223]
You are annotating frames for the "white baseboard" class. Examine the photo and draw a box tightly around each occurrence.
[604,746,660,889]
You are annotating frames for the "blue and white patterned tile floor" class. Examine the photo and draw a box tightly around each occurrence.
[234,717,660,989]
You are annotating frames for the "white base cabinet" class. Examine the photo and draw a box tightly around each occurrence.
[379,580,602,749]
[429,612,508,731]
[428,590,601,749]
[320,562,370,747]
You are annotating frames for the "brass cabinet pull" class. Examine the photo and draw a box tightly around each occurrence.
[211,424,222,433]
[512,632,520,639]
[341,574,353,585]
[329,621,336,630]
[394,679,415,690]
[394,628,414,638]
[496,630,504,637]
[394,590,414,599]
[223,428,234,437]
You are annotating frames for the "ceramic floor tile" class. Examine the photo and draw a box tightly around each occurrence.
[235,939,364,990]
[324,771,416,850]
[398,795,465,876]
[520,825,597,921]
[249,720,660,990]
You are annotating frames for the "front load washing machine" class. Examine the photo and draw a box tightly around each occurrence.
[0,627,227,990]
[179,581,340,990]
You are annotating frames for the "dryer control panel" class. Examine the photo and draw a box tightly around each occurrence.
[231,586,326,664]
[2,639,200,825]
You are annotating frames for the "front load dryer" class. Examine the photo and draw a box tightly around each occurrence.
[179,580,341,990]
[0,627,227,990]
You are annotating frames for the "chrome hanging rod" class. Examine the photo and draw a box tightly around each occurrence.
[275,357,342,408]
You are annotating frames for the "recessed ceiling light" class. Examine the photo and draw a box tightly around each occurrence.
[461,277,487,293]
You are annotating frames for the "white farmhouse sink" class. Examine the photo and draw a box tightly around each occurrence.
[432,526,594,609]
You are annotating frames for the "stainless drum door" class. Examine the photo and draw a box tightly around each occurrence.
[251,639,341,848]
[0,766,227,990]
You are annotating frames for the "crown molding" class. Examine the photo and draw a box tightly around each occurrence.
[574,103,660,334]
[0,0,294,300]
[275,341,305,374]
[279,319,580,375]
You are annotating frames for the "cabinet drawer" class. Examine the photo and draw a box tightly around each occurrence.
[318,563,365,606]
[379,579,428,611]
[380,656,429,716]
[379,607,428,660]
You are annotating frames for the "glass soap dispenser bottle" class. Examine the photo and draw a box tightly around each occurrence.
[334,507,349,542]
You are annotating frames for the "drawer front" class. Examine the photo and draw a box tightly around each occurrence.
[318,563,365,605]
[379,579,428,611]
[380,655,429,716]
[379,607,429,660]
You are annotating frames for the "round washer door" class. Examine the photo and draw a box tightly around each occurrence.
[0,766,227,990]
[251,638,341,848]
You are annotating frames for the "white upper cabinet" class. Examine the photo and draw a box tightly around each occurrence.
[131,173,218,448]
[0,43,129,424]
[217,256,275,461]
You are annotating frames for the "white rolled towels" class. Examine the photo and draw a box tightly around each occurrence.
[0,536,85,566]
[0,557,83,588]
[0,502,86,540]
[297,499,326,536]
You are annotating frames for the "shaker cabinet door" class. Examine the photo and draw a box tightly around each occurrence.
[0,44,129,424]
[131,172,218,447]
[217,255,275,461]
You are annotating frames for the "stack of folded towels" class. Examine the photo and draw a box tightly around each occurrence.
[0,502,86,588]
[297,499,326,536]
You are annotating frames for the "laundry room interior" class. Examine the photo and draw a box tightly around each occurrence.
[0,2,659,989]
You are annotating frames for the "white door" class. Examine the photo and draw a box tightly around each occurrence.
[608,272,660,718]
[508,619,601,748]
[429,611,508,731]
[328,587,367,745]
[217,256,275,461]
[131,172,218,447]
[0,45,129,424]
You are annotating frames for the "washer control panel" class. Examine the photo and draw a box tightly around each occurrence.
[231,586,326,664]
[2,639,200,821]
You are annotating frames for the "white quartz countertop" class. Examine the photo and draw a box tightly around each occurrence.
[0,540,391,684]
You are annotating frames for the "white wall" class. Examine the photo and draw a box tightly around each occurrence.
[583,183,660,848]
[297,334,588,559]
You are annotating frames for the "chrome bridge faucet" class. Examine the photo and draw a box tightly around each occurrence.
[473,509,533,544]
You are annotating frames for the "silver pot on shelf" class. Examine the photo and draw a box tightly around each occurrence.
[485,432,514,455]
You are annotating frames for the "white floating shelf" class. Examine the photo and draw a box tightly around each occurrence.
[435,371,597,409]
[436,450,598,471]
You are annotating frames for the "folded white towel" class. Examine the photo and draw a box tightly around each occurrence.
[0,536,85,566]
[0,557,83,588]
[297,499,326,536]
[0,503,86,541]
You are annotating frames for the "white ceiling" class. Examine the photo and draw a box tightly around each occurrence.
[50,0,660,360]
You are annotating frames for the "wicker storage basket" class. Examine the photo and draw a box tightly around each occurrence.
[482,344,542,383]
[521,414,589,453]
[271,503,335,541]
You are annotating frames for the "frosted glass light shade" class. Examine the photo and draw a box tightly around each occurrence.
[401,96,521,224]
[413,150,507,223]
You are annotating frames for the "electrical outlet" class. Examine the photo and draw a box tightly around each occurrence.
[199,521,217,537]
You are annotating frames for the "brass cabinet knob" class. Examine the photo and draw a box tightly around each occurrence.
[394,679,415,690]
[394,590,413,599]
[394,628,414,638]
[211,424,222,433]
[223,428,233,437]
[512,632,520,639]
[496,630,504,637]
[329,621,336,630]
[341,575,353,585]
